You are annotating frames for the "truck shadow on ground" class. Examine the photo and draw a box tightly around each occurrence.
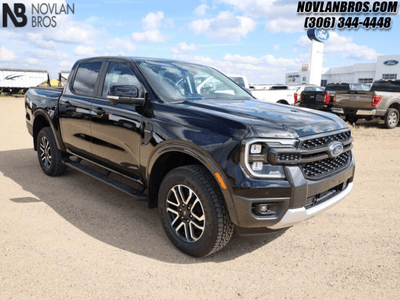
[1,149,285,263]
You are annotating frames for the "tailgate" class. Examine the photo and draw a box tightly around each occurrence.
[301,91,325,105]
[334,91,373,109]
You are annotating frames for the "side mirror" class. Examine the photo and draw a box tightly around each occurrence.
[107,85,145,106]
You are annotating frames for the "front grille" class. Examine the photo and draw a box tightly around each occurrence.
[301,152,351,179]
[277,153,301,162]
[301,131,351,149]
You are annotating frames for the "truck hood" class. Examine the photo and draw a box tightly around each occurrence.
[180,99,347,138]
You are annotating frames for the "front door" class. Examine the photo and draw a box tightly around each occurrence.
[90,61,144,179]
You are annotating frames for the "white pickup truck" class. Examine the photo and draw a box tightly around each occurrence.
[228,75,295,105]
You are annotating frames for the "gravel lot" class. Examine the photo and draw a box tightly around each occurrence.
[1,97,399,299]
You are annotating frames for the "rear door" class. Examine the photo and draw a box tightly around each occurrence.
[89,60,144,179]
[59,61,104,157]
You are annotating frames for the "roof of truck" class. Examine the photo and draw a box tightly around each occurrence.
[75,56,206,66]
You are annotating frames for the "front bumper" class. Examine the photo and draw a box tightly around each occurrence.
[331,107,385,117]
[268,182,353,229]
[228,157,355,234]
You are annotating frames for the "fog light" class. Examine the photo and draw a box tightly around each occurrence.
[252,162,263,171]
[260,204,269,212]
[250,144,262,154]
[253,203,275,216]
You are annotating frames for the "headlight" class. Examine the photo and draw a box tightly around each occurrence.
[242,138,298,179]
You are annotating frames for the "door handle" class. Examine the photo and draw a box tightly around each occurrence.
[93,107,105,115]
[64,101,71,108]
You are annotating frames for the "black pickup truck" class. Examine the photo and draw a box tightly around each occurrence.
[25,57,355,257]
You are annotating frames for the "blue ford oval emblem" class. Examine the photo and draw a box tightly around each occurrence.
[307,28,330,43]
[384,60,398,66]
[328,142,343,158]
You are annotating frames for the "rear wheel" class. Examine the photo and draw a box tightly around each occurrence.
[36,127,68,176]
[384,108,399,129]
[158,165,234,257]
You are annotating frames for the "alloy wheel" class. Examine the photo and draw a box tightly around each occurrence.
[166,185,205,242]
[388,111,398,127]
[39,136,52,169]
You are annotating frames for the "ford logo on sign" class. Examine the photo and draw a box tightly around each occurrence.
[384,60,399,66]
[328,142,343,158]
[307,28,330,43]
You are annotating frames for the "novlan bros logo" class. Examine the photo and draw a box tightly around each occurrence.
[2,3,27,27]
[1,2,75,28]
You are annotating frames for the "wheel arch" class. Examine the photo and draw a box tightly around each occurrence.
[388,101,400,112]
[277,99,289,105]
[146,142,238,224]
[32,110,65,152]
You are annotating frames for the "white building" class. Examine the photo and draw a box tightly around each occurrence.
[285,55,400,86]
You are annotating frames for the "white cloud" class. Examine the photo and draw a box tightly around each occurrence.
[26,58,38,64]
[273,45,280,51]
[74,45,97,56]
[172,42,198,56]
[131,31,167,43]
[219,0,306,33]
[0,46,16,61]
[295,32,378,61]
[143,11,165,31]
[189,11,256,42]
[193,4,209,16]
[131,11,170,42]
[107,38,136,52]
[266,17,304,33]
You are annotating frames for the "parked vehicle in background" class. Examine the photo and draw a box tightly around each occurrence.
[250,84,296,105]
[294,85,323,107]
[228,74,295,105]
[0,68,49,94]
[296,83,367,112]
[332,80,400,128]
[228,74,249,89]
[25,56,355,257]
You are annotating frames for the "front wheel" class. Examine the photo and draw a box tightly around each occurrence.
[158,165,234,257]
[384,108,399,129]
[36,127,68,176]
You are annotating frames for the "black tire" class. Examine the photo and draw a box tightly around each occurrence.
[277,100,288,105]
[158,165,234,257]
[345,115,358,124]
[36,127,68,176]
[384,108,399,129]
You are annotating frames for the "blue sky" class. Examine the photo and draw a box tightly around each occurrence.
[0,0,399,83]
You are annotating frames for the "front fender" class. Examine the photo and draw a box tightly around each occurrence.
[147,140,240,224]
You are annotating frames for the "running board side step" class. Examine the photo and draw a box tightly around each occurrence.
[64,160,148,201]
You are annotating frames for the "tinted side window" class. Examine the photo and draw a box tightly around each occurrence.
[371,80,400,92]
[102,63,142,97]
[72,62,102,95]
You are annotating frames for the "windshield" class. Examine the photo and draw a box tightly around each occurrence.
[136,60,253,102]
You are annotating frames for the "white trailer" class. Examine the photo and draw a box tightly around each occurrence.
[0,68,49,94]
